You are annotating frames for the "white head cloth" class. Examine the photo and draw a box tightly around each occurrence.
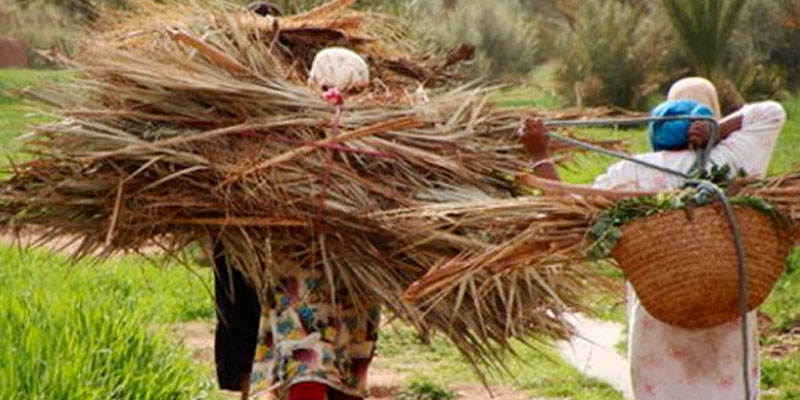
[667,77,722,119]
[309,47,370,91]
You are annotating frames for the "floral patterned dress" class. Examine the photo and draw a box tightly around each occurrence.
[248,264,381,399]
[593,102,785,400]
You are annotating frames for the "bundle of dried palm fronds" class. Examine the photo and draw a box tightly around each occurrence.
[399,172,800,311]
[0,0,617,372]
[81,0,477,108]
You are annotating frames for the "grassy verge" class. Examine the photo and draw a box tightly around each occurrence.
[0,245,219,399]
[376,322,623,400]
[760,249,800,400]
[771,95,800,175]
[491,63,565,110]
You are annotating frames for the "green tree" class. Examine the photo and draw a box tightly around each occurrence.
[549,0,666,108]
[661,0,749,77]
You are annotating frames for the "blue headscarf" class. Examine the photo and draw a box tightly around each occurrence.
[649,99,714,151]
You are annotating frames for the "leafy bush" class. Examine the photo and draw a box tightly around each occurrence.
[737,0,800,93]
[658,0,799,103]
[548,0,668,109]
[548,0,797,108]
[0,1,76,67]
[414,0,542,78]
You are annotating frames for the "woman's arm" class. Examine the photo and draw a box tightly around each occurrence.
[688,115,744,148]
[519,117,561,181]
[692,101,786,176]
[519,117,653,192]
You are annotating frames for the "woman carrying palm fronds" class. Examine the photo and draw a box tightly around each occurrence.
[520,77,786,400]
[214,40,381,400]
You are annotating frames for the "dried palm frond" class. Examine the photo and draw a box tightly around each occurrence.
[399,172,800,310]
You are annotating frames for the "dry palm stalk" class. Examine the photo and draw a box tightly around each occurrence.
[744,172,800,235]
[0,0,613,374]
[399,172,800,309]
[88,0,467,90]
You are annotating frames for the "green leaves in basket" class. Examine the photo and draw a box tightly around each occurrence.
[693,164,746,186]
[586,218,623,261]
[586,195,668,260]
[585,166,766,262]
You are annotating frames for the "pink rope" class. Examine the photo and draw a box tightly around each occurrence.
[234,88,396,230]
[315,88,345,230]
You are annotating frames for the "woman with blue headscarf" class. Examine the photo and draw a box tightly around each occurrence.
[520,77,786,400]
[649,98,715,151]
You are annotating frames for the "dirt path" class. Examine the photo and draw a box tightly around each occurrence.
[0,229,162,257]
[0,230,90,255]
[556,314,633,399]
[173,322,535,400]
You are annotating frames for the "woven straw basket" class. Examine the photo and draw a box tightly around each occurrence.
[612,206,794,329]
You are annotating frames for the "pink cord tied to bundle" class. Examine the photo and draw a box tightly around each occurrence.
[323,87,344,106]
[315,88,345,230]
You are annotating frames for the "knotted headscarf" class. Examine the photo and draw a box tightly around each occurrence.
[649,77,721,151]
[649,99,714,151]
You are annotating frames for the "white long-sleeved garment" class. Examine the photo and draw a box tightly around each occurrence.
[592,101,787,400]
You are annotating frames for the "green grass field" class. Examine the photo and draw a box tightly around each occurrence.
[0,248,219,400]
[2,70,221,395]
[1,68,799,399]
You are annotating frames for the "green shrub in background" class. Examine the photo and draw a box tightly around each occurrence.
[547,0,667,109]
[661,0,748,77]
[762,0,800,88]
[660,0,752,112]
[548,0,800,109]
[658,0,800,106]
[414,0,542,78]
[0,0,76,68]
[737,0,800,96]
[268,0,410,15]
[656,0,800,105]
